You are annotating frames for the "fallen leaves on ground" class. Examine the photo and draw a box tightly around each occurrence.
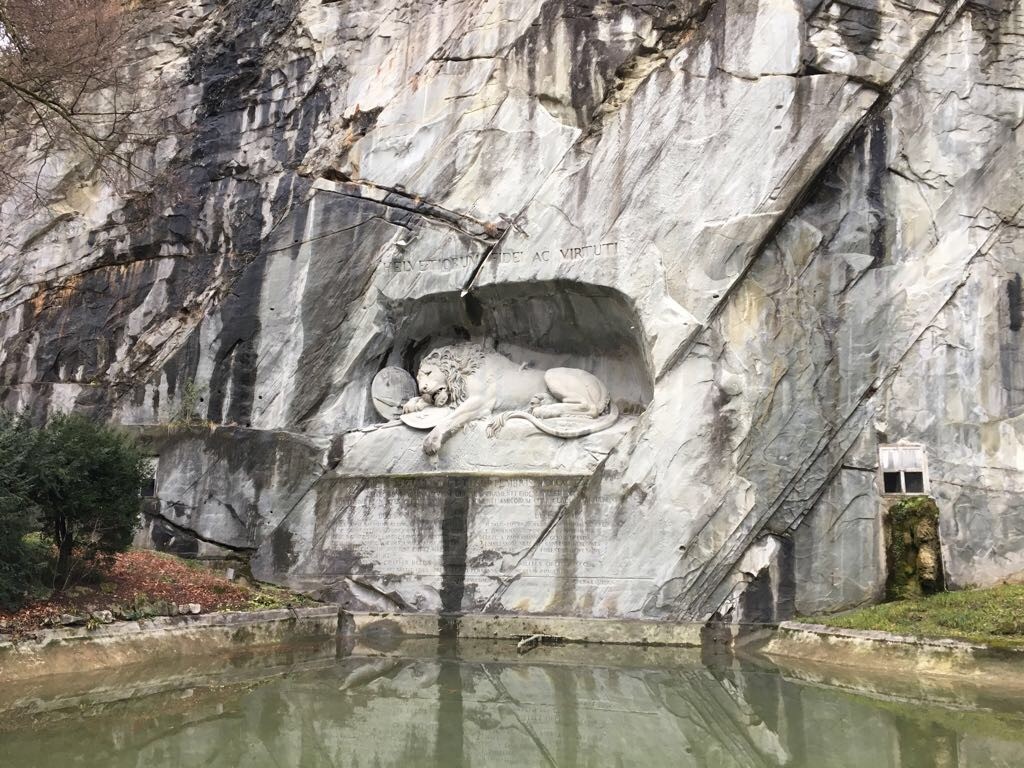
[0,550,291,638]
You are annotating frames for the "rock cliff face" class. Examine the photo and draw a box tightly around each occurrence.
[2,0,1023,621]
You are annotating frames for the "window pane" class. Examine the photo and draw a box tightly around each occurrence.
[904,472,925,494]
[899,447,924,471]
[879,448,899,471]
[883,472,903,494]
[879,444,925,471]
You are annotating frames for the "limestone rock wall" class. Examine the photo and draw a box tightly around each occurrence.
[1,0,1022,620]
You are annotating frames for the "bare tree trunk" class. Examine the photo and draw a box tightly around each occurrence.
[54,515,73,589]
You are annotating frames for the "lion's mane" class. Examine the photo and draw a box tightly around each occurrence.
[420,344,484,405]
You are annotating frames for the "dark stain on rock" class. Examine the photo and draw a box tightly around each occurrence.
[142,0,324,424]
[439,477,470,627]
[270,525,297,573]
[708,369,737,463]
[832,0,882,52]
[733,537,795,624]
[739,566,775,624]
[971,0,1011,72]
[1007,274,1022,332]
[206,259,263,425]
[159,333,202,406]
[289,196,410,428]
[776,535,796,620]
[1001,267,1024,414]
[866,117,888,269]
[555,514,579,613]
[181,0,309,425]
[511,0,697,134]
[147,513,201,559]
[463,291,484,327]
[0,0,328,420]
[0,260,165,415]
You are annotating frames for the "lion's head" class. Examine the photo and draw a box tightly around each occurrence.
[415,344,483,407]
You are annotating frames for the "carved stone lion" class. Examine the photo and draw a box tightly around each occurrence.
[402,343,619,455]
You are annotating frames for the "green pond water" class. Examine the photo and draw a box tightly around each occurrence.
[1,639,1023,767]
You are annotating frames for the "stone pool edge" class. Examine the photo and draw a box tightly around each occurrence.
[0,605,342,682]
[0,609,707,681]
[759,620,1024,688]
[5,608,1024,690]
[344,612,704,647]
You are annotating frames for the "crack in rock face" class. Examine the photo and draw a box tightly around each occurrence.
[2,0,1024,623]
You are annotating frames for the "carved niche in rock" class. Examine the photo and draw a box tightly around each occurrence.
[376,343,620,455]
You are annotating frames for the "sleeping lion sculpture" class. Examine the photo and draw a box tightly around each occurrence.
[402,343,619,455]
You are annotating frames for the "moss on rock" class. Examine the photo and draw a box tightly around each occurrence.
[885,497,943,601]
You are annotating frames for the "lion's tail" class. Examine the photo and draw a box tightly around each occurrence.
[502,403,619,438]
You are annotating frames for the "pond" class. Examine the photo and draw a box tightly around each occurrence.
[1,638,1022,767]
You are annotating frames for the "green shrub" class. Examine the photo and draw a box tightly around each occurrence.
[0,411,149,604]
[27,412,149,587]
[0,413,40,610]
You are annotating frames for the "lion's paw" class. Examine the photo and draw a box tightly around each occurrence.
[423,430,443,455]
[528,393,555,414]
[403,397,427,414]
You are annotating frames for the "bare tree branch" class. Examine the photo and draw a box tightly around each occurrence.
[0,0,163,204]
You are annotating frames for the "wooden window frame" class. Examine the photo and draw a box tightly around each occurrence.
[878,444,929,496]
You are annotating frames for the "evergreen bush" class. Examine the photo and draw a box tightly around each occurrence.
[0,411,149,607]
[0,413,37,609]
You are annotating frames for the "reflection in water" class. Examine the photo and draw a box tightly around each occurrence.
[1,640,1023,767]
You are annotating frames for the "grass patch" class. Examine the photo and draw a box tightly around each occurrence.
[244,586,316,611]
[809,584,1024,648]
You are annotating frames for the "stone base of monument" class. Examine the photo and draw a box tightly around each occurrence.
[253,416,654,616]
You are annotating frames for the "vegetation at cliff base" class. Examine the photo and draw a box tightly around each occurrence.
[884,496,942,600]
[0,415,44,609]
[811,584,1024,648]
[0,411,149,609]
[0,550,313,637]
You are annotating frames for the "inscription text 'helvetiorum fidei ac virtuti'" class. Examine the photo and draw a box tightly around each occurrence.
[388,241,618,273]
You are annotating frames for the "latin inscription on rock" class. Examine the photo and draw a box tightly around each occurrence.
[320,477,613,580]
[322,481,446,574]
[387,241,618,273]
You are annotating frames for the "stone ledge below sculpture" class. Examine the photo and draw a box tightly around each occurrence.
[337,416,638,477]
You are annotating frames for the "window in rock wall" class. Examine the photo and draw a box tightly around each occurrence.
[878,444,929,495]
